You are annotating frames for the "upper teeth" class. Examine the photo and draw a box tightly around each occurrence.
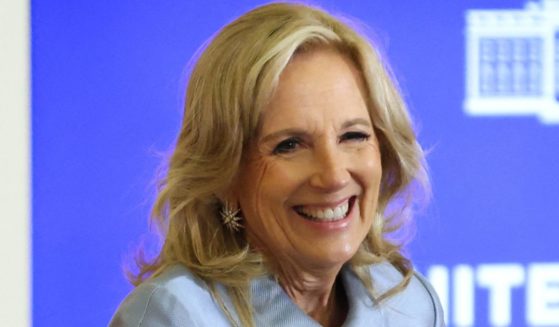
[297,200,349,221]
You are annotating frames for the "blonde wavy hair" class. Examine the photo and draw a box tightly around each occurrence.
[132,2,429,326]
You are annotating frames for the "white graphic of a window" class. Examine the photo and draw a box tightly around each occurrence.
[465,0,559,124]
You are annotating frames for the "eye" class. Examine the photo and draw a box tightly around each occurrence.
[340,131,370,143]
[273,137,301,154]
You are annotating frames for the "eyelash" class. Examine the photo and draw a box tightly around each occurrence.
[340,131,370,142]
[272,132,370,155]
[273,137,301,155]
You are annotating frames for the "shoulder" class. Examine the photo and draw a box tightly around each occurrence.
[109,265,230,327]
[368,262,446,327]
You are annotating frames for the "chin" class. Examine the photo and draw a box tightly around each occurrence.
[302,243,361,269]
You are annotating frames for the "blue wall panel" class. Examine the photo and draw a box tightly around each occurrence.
[32,1,559,326]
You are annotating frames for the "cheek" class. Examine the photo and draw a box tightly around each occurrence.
[238,159,288,236]
[355,143,382,186]
[366,154,382,185]
[247,157,306,202]
[355,145,382,218]
[238,158,269,219]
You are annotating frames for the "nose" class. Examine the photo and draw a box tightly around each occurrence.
[308,143,350,192]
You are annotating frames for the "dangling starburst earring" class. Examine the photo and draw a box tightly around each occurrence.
[220,201,243,231]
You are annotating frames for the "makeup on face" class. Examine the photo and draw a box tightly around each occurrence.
[236,48,382,270]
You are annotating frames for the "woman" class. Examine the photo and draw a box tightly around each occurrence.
[111,2,444,327]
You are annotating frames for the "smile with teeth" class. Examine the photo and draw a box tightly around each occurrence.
[294,198,352,222]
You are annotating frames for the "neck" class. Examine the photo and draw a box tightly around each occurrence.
[275,263,348,327]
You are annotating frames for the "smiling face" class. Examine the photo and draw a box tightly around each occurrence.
[235,47,382,272]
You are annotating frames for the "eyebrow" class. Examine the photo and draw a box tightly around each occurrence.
[342,118,372,129]
[259,117,372,143]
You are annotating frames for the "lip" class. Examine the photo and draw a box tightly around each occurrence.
[291,196,357,231]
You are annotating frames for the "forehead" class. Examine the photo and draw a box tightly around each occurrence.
[259,48,371,133]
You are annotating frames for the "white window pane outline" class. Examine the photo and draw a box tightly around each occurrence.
[479,37,543,97]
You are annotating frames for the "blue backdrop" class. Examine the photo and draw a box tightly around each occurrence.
[32,1,559,326]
